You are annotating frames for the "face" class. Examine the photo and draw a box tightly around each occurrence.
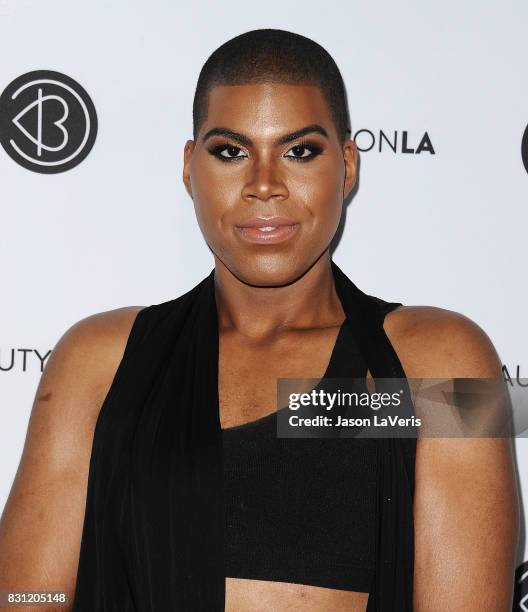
[183,82,357,287]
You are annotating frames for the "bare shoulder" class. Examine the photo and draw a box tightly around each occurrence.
[382,304,502,378]
[62,304,146,361]
[62,305,146,393]
[40,305,147,428]
[0,305,146,603]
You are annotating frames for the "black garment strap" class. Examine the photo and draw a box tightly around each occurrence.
[72,260,416,611]
[331,261,417,610]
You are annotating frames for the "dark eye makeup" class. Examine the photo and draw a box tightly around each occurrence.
[207,140,324,163]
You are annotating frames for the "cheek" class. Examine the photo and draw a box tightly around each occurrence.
[291,162,344,226]
[190,157,239,233]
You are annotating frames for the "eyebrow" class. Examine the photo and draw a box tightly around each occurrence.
[201,124,329,147]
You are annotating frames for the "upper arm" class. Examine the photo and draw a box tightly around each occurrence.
[413,435,518,611]
[0,306,144,611]
[386,307,520,610]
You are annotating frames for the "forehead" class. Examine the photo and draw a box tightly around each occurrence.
[203,82,336,140]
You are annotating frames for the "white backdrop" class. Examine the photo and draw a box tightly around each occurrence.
[1,0,527,601]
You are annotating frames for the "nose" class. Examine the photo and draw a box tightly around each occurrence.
[241,155,289,203]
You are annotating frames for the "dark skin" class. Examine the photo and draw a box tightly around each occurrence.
[0,82,518,611]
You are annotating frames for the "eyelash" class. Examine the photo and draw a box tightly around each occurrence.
[207,140,323,163]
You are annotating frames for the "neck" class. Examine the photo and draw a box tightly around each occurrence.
[213,252,345,339]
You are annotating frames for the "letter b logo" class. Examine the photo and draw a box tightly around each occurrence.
[0,70,98,173]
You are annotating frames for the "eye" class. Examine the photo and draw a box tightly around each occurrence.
[208,143,247,162]
[284,142,323,162]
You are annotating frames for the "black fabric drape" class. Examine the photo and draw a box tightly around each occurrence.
[72,259,416,611]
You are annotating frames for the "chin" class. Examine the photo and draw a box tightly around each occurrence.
[225,256,308,288]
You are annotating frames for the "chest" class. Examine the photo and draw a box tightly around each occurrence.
[218,325,344,429]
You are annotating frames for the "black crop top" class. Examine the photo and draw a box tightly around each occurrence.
[222,318,379,593]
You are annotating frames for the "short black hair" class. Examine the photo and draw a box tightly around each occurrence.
[192,28,351,144]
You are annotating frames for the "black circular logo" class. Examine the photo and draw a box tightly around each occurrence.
[522,124,528,176]
[0,70,97,173]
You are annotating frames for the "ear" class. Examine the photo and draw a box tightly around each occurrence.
[182,139,195,199]
[342,138,358,199]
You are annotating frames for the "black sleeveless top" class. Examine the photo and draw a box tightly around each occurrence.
[222,305,400,593]
[72,261,417,611]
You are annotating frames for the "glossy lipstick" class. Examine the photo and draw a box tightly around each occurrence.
[234,216,300,244]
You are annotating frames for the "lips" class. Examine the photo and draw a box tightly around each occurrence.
[234,216,300,244]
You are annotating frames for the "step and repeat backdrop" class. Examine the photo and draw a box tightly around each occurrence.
[1,0,527,607]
